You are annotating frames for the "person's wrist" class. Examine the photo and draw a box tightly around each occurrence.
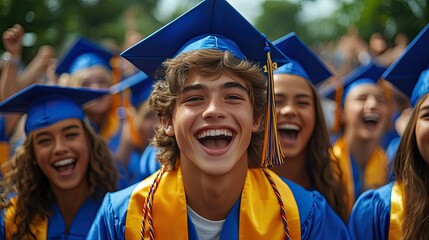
[1,51,21,65]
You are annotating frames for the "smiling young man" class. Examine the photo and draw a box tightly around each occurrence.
[87,0,350,239]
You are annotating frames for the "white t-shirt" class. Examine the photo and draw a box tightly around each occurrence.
[187,205,225,240]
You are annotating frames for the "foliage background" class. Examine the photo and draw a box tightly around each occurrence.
[0,0,427,64]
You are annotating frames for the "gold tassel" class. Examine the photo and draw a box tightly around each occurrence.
[261,42,285,167]
[331,81,343,134]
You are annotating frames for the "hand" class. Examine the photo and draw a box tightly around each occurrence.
[2,24,24,55]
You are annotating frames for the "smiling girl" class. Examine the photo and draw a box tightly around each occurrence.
[0,84,118,239]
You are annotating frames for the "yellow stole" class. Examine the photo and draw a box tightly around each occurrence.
[0,142,9,174]
[332,137,388,211]
[388,182,404,240]
[4,198,48,239]
[125,166,301,239]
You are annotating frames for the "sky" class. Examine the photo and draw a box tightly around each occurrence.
[157,0,339,24]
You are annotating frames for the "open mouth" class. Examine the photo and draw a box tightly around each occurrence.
[362,114,380,128]
[53,158,76,175]
[278,124,300,141]
[197,129,233,150]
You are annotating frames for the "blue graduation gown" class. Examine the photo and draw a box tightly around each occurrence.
[348,182,394,240]
[87,178,350,239]
[1,197,102,240]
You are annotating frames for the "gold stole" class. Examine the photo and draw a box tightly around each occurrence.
[388,182,404,240]
[0,142,9,174]
[126,166,301,239]
[332,137,388,211]
[4,198,48,239]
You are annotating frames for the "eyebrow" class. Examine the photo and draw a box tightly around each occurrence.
[275,93,312,99]
[34,124,81,139]
[181,81,248,94]
[419,105,429,112]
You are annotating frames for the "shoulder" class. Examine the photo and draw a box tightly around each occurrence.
[99,183,138,218]
[348,182,394,239]
[281,178,314,220]
[282,178,351,239]
[350,182,393,217]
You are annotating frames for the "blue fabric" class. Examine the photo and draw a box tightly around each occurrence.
[348,182,394,240]
[0,84,108,134]
[137,145,161,182]
[86,176,350,239]
[386,137,400,182]
[273,32,332,85]
[0,116,7,141]
[0,197,102,240]
[350,155,363,200]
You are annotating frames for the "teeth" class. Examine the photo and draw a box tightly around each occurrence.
[54,159,75,167]
[198,129,233,139]
[278,124,300,131]
[363,115,379,121]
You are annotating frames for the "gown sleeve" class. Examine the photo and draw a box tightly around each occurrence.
[86,184,137,240]
[284,179,351,240]
[347,182,393,240]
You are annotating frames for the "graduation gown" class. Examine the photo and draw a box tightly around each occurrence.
[348,181,404,240]
[332,137,388,210]
[87,165,350,239]
[1,197,102,239]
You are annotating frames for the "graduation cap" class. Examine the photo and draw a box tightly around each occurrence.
[328,63,386,133]
[110,71,154,108]
[341,63,386,103]
[121,0,289,168]
[273,32,332,86]
[55,37,113,75]
[0,84,108,134]
[120,0,288,79]
[382,23,429,107]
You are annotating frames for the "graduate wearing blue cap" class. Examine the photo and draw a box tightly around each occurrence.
[348,23,429,240]
[270,32,349,222]
[56,37,125,156]
[87,1,350,239]
[109,72,160,189]
[330,63,389,211]
[0,84,118,239]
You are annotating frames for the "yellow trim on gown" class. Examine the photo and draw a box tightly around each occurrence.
[125,164,301,239]
[332,137,387,211]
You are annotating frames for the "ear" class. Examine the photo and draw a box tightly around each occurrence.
[163,118,175,136]
[252,114,262,133]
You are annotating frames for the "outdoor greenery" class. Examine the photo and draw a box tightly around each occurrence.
[0,0,427,64]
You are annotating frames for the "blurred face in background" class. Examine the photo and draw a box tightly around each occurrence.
[74,66,114,117]
[343,83,387,141]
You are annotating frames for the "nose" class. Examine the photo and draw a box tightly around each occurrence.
[364,95,378,110]
[54,138,68,155]
[202,98,226,120]
[278,104,297,117]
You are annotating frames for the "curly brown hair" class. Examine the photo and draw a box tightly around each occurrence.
[149,49,267,171]
[0,120,118,240]
[394,94,429,239]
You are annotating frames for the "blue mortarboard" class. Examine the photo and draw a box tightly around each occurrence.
[121,0,289,169]
[120,0,289,79]
[273,32,332,86]
[55,37,113,75]
[0,84,108,134]
[341,63,386,103]
[382,23,429,107]
[110,71,154,107]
